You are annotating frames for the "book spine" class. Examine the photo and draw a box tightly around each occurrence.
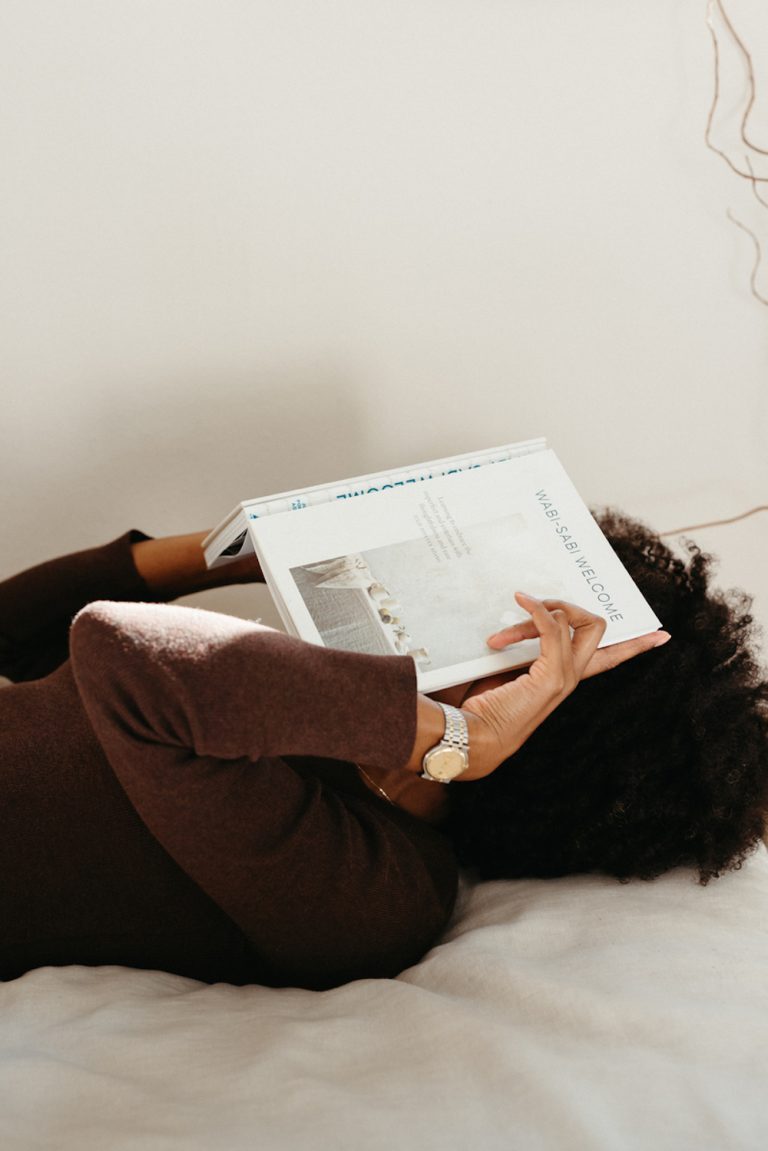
[204,509,254,568]
[241,437,546,521]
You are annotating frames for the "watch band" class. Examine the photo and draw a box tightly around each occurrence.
[438,702,469,754]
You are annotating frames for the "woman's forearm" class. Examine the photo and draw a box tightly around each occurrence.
[131,532,264,598]
[70,600,419,770]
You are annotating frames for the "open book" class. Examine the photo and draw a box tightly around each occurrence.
[203,438,662,692]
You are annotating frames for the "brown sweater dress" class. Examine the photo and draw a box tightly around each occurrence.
[0,533,458,989]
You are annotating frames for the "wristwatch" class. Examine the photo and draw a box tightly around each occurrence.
[421,702,470,783]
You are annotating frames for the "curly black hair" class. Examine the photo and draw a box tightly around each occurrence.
[445,507,768,885]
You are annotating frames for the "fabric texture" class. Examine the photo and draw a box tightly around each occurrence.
[2,534,766,1150]
[2,852,767,1151]
[0,534,458,989]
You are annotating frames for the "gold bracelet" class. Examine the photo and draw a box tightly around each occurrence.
[355,763,395,806]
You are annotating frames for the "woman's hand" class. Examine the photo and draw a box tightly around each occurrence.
[450,592,670,781]
[485,608,670,681]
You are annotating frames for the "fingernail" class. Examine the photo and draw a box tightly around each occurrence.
[653,632,671,647]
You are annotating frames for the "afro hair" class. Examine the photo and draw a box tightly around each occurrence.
[445,507,768,885]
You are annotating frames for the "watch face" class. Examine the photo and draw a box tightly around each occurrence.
[424,746,468,782]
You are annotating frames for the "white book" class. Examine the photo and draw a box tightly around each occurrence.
[202,437,548,569]
[204,440,662,692]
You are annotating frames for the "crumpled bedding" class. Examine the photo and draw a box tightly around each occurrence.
[2,844,766,1151]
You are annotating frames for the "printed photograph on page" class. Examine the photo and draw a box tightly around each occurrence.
[289,502,566,673]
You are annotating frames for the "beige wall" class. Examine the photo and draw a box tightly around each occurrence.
[1,1,766,637]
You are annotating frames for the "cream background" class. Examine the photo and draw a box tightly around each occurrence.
[1,0,766,641]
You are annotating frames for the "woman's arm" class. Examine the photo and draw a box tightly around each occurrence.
[0,529,264,683]
[69,599,458,987]
[70,593,667,788]
[0,531,157,682]
[130,532,264,597]
[70,599,421,771]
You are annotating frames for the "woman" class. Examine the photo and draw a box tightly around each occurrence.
[0,511,764,989]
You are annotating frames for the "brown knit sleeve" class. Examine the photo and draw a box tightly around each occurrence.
[68,601,452,990]
[70,600,418,772]
[0,531,158,682]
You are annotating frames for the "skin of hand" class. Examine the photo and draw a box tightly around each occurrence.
[430,591,671,783]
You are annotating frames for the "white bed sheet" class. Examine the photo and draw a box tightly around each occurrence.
[2,844,767,1151]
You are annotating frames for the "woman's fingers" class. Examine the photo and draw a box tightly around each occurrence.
[461,594,604,778]
[580,630,671,678]
[510,593,606,685]
[462,597,669,780]
[486,621,539,648]
[487,604,670,682]
[488,596,604,655]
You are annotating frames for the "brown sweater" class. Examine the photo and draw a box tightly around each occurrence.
[0,534,458,989]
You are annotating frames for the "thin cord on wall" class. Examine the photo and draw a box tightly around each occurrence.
[705,0,768,180]
[705,0,768,306]
[692,4,768,546]
[658,503,768,538]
